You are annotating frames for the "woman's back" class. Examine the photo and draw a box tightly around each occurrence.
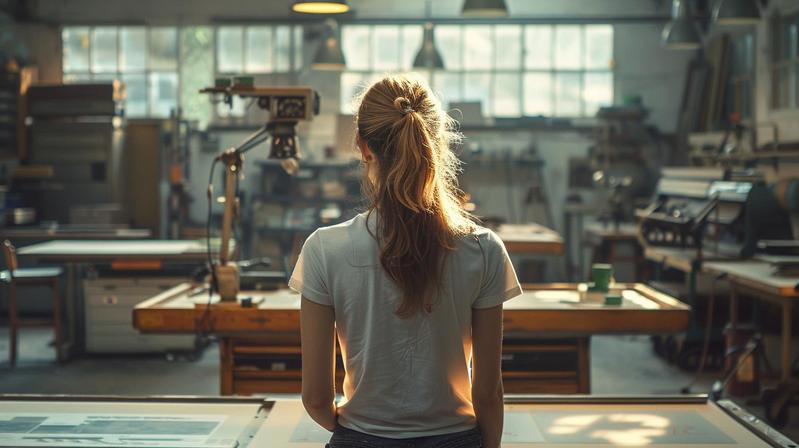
[290,211,520,438]
[294,74,520,448]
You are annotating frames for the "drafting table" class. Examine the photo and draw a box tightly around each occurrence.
[0,395,793,447]
[496,223,564,256]
[15,239,223,358]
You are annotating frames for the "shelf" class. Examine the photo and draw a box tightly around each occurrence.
[253,194,362,205]
[254,226,315,235]
[256,159,359,170]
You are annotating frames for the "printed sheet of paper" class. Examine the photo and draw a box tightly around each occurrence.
[0,413,230,447]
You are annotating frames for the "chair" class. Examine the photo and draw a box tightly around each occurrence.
[1,240,64,365]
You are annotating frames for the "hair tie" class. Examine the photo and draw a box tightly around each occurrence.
[393,97,414,115]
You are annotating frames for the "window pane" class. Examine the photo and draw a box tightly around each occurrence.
[555,26,582,69]
[246,26,273,73]
[400,25,423,70]
[584,72,613,116]
[90,27,118,72]
[217,26,244,72]
[91,73,117,82]
[149,72,178,117]
[149,28,178,70]
[341,72,370,114]
[275,26,291,71]
[524,73,552,116]
[294,26,304,70]
[181,27,214,129]
[372,26,400,71]
[495,25,521,70]
[555,72,581,116]
[584,25,613,70]
[120,27,146,71]
[463,26,492,70]
[121,73,147,117]
[217,96,246,118]
[63,27,90,72]
[492,73,520,116]
[525,26,552,69]
[436,26,462,70]
[63,73,93,84]
[343,25,371,71]
[462,73,491,115]
[433,72,462,109]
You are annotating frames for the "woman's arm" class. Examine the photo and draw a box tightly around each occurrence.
[472,305,504,448]
[300,296,337,430]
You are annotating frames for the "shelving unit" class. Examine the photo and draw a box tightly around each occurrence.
[250,159,362,270]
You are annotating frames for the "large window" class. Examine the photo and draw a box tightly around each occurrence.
[771,13,799,110]
[62,25,303,122]
[340,24,614,118]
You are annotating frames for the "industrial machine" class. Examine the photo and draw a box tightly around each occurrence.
[201,82,320,301]
[636,167,794,258]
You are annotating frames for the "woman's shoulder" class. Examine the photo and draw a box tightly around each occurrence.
[454,224,505,255]
[460,224,501,244]
[307,212,374,264]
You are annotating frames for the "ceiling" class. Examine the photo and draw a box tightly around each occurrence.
[24,0,670,24]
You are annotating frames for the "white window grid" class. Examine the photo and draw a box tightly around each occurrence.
[340,24,615,118]
[62,25,304,119]
[770,13,799,110]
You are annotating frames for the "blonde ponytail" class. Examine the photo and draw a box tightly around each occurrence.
[356,74,474,318]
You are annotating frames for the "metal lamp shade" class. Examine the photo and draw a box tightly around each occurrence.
[413,25,445,70]
[713,0,761,25]
[462,0,508,17]
[662,19,702,49]
[292,0,350,14]
[312,21,346,71]
[662,0,701,50]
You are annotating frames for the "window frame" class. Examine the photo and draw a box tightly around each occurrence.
[770,12,799,111]
[62,24,304,120]
[339,22,615,118]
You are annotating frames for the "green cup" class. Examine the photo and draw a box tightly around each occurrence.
[591,263,613,292]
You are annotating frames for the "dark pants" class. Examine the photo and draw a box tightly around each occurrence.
[327,425,482,448]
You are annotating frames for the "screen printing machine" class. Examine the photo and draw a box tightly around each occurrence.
[637,167,799,426]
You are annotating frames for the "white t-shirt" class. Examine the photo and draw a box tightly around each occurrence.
[289,212,522,439]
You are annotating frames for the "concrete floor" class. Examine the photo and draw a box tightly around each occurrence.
[0,328,797,442]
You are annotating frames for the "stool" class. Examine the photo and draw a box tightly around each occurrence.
[1,240,64,365]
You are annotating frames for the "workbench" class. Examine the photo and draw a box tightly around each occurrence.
[0,226,151,242]
[703,259,799,426]
[16,239,222,357]
[496,223,564,256]
[583,222,643,282]
[134,282,689,395]
[0,394,793,447]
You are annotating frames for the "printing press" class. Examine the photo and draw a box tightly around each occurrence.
[636,167,796,259]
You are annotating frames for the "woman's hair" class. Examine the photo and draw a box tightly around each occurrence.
[355,74,475,318]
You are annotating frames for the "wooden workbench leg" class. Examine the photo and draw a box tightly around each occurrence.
[782,302,793,383]
[578,337,591,393]
[64,264,76,359]
[220,338,234,395]
[51,278,64,363]
[730,288,738,331]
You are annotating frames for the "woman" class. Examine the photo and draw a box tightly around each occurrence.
[289,74,521,448]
